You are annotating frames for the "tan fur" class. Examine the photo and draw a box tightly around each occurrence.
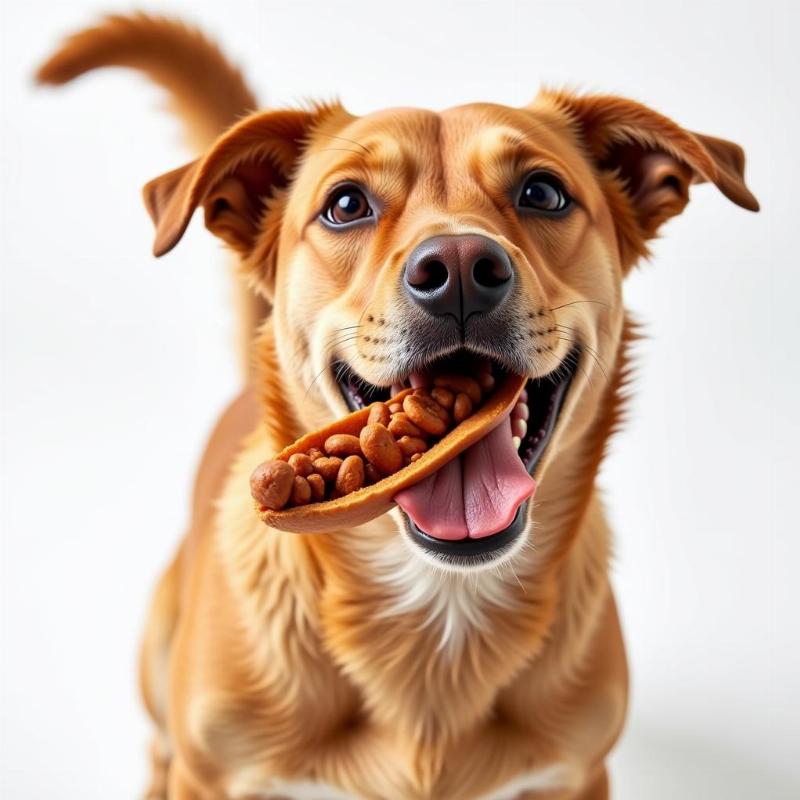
[37,15,757,800]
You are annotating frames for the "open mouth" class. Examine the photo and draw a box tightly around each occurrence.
[332,349,579,563]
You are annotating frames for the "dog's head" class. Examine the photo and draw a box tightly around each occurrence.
[143,91,757,571]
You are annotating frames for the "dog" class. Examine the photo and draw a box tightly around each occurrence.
[36,14,758,800]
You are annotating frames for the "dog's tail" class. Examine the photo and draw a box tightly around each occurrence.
[35,13,268,380]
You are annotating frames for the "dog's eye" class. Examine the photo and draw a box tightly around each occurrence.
[518,172,572,214]
[323,186,373,226]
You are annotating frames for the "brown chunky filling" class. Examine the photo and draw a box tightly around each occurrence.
[250,372,491,511]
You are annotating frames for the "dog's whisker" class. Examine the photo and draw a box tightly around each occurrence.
[323,334,361,352]
[323,332,360,345]
[548,299,611,312]
[303,349,364,403]
[552,327,610,376]
[558,340,600,391]
[554,336,608,385]
[302,363,333,402]
[318,147,369,158]
[553,319,612,340]
[575,345,610,384]
[508,562,526,595]
[314,132,372,155]
[322,332,363,353]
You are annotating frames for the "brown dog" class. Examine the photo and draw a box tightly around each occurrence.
[37,14,758,800]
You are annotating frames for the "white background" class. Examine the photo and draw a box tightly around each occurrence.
[1,1,797,798]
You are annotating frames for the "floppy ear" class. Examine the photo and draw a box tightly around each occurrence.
[142,108,324,289]
[539,91,759,267]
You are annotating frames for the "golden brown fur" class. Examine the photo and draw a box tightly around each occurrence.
[36,15,758,800]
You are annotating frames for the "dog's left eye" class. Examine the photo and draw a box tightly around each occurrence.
[518,172,573,213]
[323,186,373,226]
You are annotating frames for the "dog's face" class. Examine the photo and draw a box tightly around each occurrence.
[282,103,609,405]
[144,91,756,571]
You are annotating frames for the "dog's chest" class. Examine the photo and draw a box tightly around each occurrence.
[213,517,580,799]
[238,549,574,797]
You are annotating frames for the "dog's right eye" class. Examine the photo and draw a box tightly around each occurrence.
[323,186,373,226]
[517,171,573,215]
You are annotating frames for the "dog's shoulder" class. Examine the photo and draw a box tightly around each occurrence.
[189,387,260,528]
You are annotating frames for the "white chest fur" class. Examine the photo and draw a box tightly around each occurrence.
[253,762,575,799]
[367,514,524,654]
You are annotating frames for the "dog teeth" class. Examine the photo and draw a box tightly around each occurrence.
[512,418,527,438]
[512,435,521,451]
[513,401,529,421]
[391,382,403,395]
[519,389,528,403]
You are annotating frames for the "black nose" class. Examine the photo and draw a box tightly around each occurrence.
[403,234,514,322]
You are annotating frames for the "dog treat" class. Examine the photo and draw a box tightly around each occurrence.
[250,460,295,511]
[453,393,473,423]
[364,463,381,484]
[291,475,312,506]
[387,412,424,438]
[402,392,450,436]
[288,452,314,477]
[430,387,455,409]
[251,371,527,533]
[335,455,365,495]
[360,423,404,475]
[433,374,481,404]
[307,473,326,501]
[397,435,427,457]
[312,456,342,482]
[324,434,362,458]
[367,402,391,427]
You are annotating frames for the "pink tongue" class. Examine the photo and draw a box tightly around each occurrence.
[394,416,536,540]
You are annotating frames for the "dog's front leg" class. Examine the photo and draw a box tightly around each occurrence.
[573,764,608,800]
[167,759,209,800]
[511,763,608,800]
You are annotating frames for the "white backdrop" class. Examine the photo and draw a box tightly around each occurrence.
[1,1,797,798]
